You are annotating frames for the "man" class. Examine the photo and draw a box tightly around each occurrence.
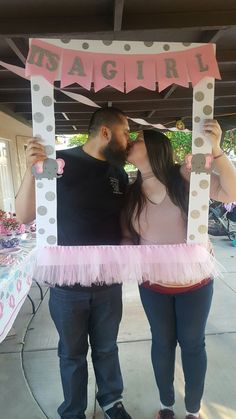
[15,107,131,419]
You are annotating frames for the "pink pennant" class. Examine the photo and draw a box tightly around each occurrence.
[156,51,189,92]
[61,49,93,90]
[186,44,221,86]
[93,53,125,92]
[26,39,62,83]
[124,55,156,93]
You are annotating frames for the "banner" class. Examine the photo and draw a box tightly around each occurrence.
[25,39,221,92]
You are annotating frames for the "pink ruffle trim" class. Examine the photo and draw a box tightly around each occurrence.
[33,243,223,287]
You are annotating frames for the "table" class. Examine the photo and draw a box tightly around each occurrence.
[0,239,36,343]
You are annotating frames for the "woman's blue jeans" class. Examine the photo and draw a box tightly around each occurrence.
[49,285,123,419]
[139,281,213,413]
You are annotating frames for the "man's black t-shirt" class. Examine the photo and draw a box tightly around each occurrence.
[56,146,128,290]
[57,146,127,245]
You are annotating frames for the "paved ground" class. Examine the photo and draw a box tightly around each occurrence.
[0,236,236,419]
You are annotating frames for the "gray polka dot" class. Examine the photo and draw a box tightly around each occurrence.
[198,225,207,234]
[42,96,53,107]
[38,228,45,234]
[45,145,54,156]
[37,206,47,216]
[190,210,200,219]
[192,190,198,196]
[47,235,57,245]
[45,191,56,201]
[46,125,53,132]
[102,40,113,46]
[194,137,204,147]
[61,38,71,43]
[189,234,195,240]
[194,116,200,123]
[33,84,40,91]
[207,83,213,89]
[202,205,208,211]
[203,105,213,115]
[144,41,153,47]
[194,91,205,102]
[124,44,131,51]
[183,43,191,46]
[199,179,209,189]
[33,112,44,123]
[82,42,89,49]
[37,182,44,189]
[49,218,56,224]
[163,44,170,51]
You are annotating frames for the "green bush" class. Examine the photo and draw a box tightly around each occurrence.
[68,129,236,166]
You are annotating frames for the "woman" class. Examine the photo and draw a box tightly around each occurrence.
[122,120,236,419]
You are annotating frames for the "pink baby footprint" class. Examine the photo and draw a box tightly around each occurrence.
[9,295,15,309]
[26,274,32,285]
[17,279,22,293]
[0,302,4,318]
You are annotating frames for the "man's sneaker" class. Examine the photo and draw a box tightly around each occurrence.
[104,402,132,419]
[157,409,175,419]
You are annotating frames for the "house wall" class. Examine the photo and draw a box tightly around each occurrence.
[0,111,32,211]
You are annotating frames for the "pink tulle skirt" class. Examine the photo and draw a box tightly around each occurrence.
[33,243,223,287]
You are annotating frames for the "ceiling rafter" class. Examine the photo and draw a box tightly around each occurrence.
[5,38,27,64]
[114,0,125,31]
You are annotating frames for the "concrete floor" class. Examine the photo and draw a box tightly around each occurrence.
[0,236,236,419]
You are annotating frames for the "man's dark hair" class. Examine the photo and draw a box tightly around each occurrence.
[88,107,126,137]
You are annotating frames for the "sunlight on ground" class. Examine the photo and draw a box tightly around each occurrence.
[202,402,236,419]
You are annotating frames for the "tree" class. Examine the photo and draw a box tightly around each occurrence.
[166,131,192,163]
[68,128,236,165]
[68,134,88,147]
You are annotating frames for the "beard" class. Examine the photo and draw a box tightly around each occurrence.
[102,135,127,167]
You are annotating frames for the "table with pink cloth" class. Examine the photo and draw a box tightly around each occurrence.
[0,239,36,343]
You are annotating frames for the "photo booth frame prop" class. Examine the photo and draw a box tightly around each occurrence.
[16,38,223,287]
[29,39,220,247]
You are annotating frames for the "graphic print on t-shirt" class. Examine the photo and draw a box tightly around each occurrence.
[109,177,124,195]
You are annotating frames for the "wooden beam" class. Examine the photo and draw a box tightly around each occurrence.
[0,16,112,37]
[162,85,178,100]
[114,0,125,31]
[122,11,236,30]
[217,49,236,64]
[199,28,227,43]
[0,15,234,38]
[5,38,27,64]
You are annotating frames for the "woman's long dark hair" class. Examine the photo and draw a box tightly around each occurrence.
[124,129,189,243]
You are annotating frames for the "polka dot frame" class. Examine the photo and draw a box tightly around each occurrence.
[32,39,215,246]
[31,73,57,246]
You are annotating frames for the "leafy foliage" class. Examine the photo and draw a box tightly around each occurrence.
[221,129,236,154]
[166,131,192,163]
[67,129,236,166]
[68,134,88,147]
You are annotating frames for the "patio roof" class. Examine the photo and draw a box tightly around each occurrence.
[0,0,236,134]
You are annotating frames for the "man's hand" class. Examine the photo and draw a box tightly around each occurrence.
[26,139,47,168]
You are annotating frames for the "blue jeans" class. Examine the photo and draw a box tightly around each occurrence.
[49,285,123,419]
[139,281,213,413]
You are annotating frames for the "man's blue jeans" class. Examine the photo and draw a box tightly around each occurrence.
[139,281,213,413]
[49,284,123,419]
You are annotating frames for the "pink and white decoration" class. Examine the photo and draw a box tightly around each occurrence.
[25,39,220,93]
[4,38,221,287]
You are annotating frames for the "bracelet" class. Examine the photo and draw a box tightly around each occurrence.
[213,151,224,160]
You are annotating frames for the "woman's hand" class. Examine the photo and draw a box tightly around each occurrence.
[26,138,47,168]
[203,119,222,156]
